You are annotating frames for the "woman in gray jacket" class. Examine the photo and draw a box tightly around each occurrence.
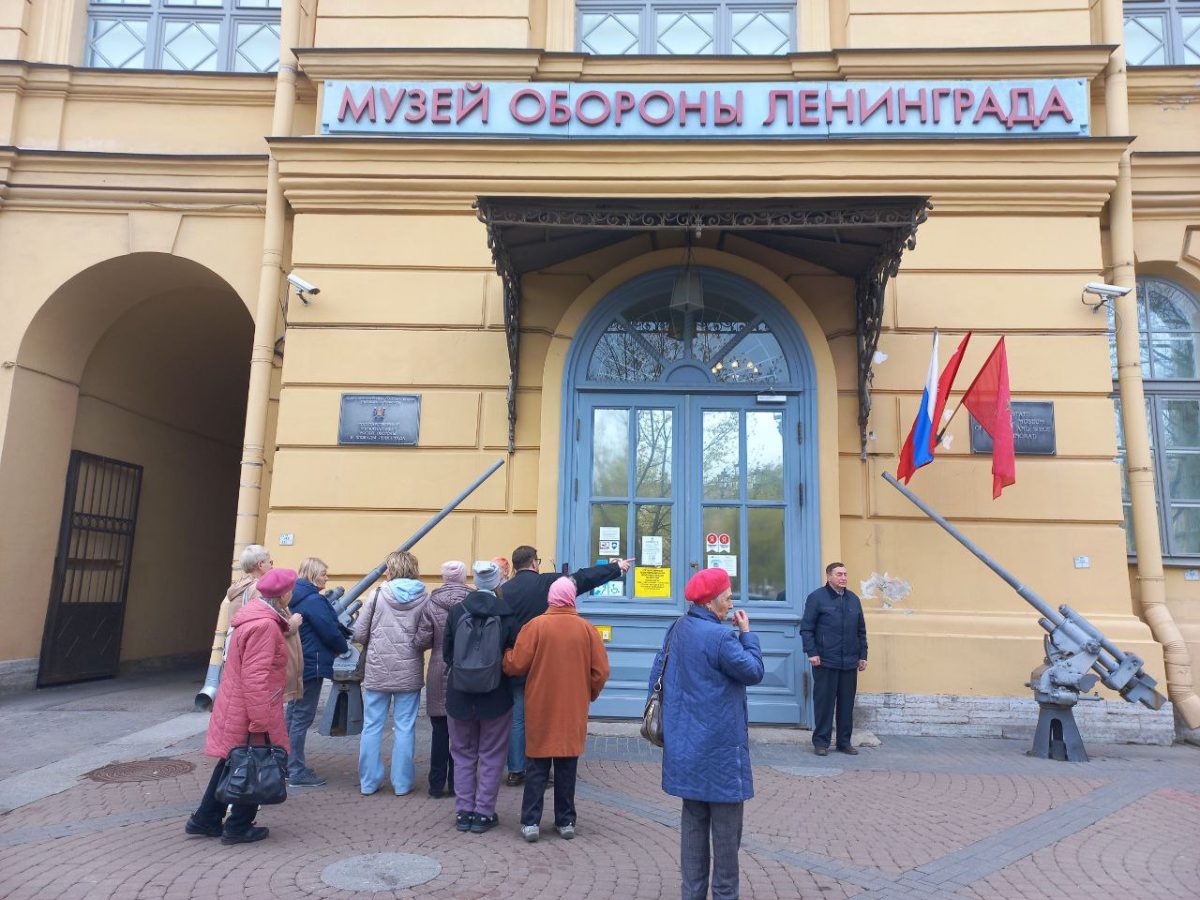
[353,550,434,796]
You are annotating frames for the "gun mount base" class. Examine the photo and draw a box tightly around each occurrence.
[1030,702,1088,762]
[319,682,364,737]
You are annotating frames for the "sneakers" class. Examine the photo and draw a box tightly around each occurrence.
[455,812,475,832]
[506,771,525,786]
[555,823,575,840]
[184,816,222,837]
[221,825,269,845]
[521,824,540,843]
[288,769,326,787]
[470,813,499,834]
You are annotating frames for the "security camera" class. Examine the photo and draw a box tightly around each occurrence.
[1083,282,1131,299]
[287,273,320,296]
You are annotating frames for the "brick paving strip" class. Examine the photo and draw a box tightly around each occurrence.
[0,804,194,848]
[577,763,1167,898]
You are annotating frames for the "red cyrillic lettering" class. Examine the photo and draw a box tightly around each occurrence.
[896,87,927,124]
[613,91,637,125]
[930,87,952,124]
[953,88,975,124]
[797,89,820,126]
[549,89,571,125]
[338,85,375,123]
[1006,88,1039,128]
[678,90,707,126]
[713,90,743,126]
[856,87,892,125]
[638,90,675,126]
[404,88,426,124]
[972,87,1009,128]
[456,83,489,124]
[379,87,405,123]
[431,87,454,124]
[826,89,855,125]
[764,90,794,126]
[575,90,611,126]
[1038,86,1074,125]
[510,88,547,124]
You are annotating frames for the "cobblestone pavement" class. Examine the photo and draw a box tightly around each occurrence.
[0,674,1197,899]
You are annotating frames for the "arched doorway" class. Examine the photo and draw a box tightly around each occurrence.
[560,266,819,724]
[0,253,253,687]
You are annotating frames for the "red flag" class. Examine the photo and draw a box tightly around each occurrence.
[897,332,972,483]
[961,337,1015,499]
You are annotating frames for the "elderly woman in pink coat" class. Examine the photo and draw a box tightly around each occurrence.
[186,567,295,846]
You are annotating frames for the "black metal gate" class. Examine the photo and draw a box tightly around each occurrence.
[38,451,143,687]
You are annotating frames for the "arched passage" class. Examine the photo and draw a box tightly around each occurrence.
[0,253,253,686]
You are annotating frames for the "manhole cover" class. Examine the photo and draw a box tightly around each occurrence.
[321,853,441,892]
[86,758,195,783]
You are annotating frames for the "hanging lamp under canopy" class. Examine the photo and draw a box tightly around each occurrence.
[474,196,932,454]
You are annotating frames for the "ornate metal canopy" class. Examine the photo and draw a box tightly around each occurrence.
[474,196,931,453]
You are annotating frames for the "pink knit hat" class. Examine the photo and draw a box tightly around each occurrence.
[441,560,467,584]
[256,568,297,598]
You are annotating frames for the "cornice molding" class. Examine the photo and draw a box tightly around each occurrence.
[0,148,268,212]
[1126,67,1200,104]
[292,45,1113,83]
[0,61,315,105]
[267,137,1126,215]
[1131,151,1200,219]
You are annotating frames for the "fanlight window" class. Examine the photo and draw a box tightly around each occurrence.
[585,273,789,386]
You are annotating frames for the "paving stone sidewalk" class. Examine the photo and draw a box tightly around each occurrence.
[0,673,1197,899]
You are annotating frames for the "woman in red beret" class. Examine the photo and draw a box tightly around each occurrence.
[185,567,297,845]
[648,567,764,900]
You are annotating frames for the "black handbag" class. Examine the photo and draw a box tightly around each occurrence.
[216,733,289,806]
[641,619,682,748]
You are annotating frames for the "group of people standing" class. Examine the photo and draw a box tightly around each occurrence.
[187,542,868,900]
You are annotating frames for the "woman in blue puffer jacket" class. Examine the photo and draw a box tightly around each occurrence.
[648,568,764,900]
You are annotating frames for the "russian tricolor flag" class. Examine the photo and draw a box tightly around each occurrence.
[897,331,971,484]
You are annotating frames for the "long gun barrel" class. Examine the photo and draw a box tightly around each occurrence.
[881,471,1165,711]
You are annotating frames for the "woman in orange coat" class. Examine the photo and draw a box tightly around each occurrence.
[502,576,609,843]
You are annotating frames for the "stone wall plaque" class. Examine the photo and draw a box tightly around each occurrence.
[970,401,1055,456]
[338,394,421,446]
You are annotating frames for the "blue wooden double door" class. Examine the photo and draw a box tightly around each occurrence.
[569,391,813,725]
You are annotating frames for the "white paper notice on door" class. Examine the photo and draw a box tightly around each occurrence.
[707,554,738,577]
[641,535,663,567]
[598,526,621,556]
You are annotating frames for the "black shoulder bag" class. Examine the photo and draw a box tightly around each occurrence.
[216,733,288,806]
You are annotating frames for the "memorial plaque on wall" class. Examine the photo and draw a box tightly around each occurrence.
[970,401,1055,456]
[338,394,421,446]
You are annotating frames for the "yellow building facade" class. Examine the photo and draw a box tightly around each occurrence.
[1,0,1198,738]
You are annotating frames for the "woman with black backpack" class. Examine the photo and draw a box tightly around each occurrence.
[442,560,517,834]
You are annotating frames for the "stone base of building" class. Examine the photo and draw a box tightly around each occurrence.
[0,658,38,693]
[856,692,1176,746]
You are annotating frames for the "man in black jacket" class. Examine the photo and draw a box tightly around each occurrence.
[800,561,868,757]
[501,545,632,785]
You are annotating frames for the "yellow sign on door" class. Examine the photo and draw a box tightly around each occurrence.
[634,566,672,598]
[595,624,612,642]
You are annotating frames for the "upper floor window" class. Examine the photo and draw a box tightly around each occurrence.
[577,2,795,55]
[1113,276,1200,559]
[1124,0,1200,65]
[86,0,281,72]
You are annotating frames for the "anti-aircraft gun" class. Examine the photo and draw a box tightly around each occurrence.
[882,472,1166,761]
[316,457,507,737]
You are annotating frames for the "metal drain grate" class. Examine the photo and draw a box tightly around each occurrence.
[86,758,195,783]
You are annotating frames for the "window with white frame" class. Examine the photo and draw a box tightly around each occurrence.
[1123,0,1200,65]
[576,2,795,55]
[1112,276,1200,559]
[86,0,281,72]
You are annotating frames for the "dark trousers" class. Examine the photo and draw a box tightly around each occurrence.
[285,677,323,777]
[520,756,578,828]
[680,798,744,900]
[428,715,454,794]
[193,758,258,835]
[812,665,858,750]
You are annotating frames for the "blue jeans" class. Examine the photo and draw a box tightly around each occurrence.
[358,689,420,794]
[285,677,323,778]
[507,682,526,774]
